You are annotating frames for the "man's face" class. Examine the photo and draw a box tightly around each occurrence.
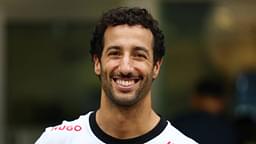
[94,24,162,107]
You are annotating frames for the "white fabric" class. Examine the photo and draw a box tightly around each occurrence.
[35,112,197,144]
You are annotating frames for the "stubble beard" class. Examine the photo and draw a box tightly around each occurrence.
[100,70,153,107]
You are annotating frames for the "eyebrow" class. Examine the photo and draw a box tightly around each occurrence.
[105,46,121,53]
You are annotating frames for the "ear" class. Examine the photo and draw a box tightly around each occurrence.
[93,55,101,76]
[152,59,163,80]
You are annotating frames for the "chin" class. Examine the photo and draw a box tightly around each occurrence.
[109,92,145,107]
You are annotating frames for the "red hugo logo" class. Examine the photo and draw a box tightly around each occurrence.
[51,125,82,132]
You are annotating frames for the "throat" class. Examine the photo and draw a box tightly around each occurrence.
[95,109,160,139]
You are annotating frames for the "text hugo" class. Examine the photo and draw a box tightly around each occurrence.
[51,125,82,132]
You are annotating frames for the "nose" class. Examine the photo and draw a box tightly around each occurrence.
[118,54,133,75]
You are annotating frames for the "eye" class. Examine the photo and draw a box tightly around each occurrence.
[132,47,149,60]
[107,50,121,58]
[134,52,147,59]
[108,51,119,56]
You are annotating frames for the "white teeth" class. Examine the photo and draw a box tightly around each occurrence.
[116,79,135,86]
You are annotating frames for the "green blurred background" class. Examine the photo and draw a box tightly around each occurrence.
[0,0,255,143]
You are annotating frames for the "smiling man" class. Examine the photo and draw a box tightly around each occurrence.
[35,7,197,144]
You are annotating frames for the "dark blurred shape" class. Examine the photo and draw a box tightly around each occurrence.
[234,70,256,143]
[235,116,256,144]
[235,70,256,119]
[195,78,225,97]
[172,76,240,144]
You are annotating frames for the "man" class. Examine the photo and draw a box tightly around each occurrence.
[172,77,239,144]
[35,7,197,144]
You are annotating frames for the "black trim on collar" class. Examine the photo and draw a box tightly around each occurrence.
[89,111,168,144]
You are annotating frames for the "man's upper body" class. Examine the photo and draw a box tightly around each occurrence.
[35,7,197,144]
[172,78,239,144]
[35,111,197,144]
[173,111,238,144]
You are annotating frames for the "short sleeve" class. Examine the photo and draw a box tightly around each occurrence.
[35,130,49,144]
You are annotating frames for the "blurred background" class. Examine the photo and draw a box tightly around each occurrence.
[0,0,255,143]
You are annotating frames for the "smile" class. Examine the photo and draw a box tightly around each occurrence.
[116,79,135,87]
[112,76,141,88]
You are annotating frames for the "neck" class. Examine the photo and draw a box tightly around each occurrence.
[96,93,160,139]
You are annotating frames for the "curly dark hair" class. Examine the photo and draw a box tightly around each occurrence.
[90,7,165,64]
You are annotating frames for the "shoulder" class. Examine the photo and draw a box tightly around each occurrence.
[35,112,92,144]
[161,121,198,144]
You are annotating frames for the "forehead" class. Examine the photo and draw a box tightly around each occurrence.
[103,24,153,50]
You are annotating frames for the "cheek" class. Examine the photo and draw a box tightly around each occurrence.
[102,60,119,72]
[135,63,154,75]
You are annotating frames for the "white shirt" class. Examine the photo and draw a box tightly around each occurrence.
[35,111,197,144]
